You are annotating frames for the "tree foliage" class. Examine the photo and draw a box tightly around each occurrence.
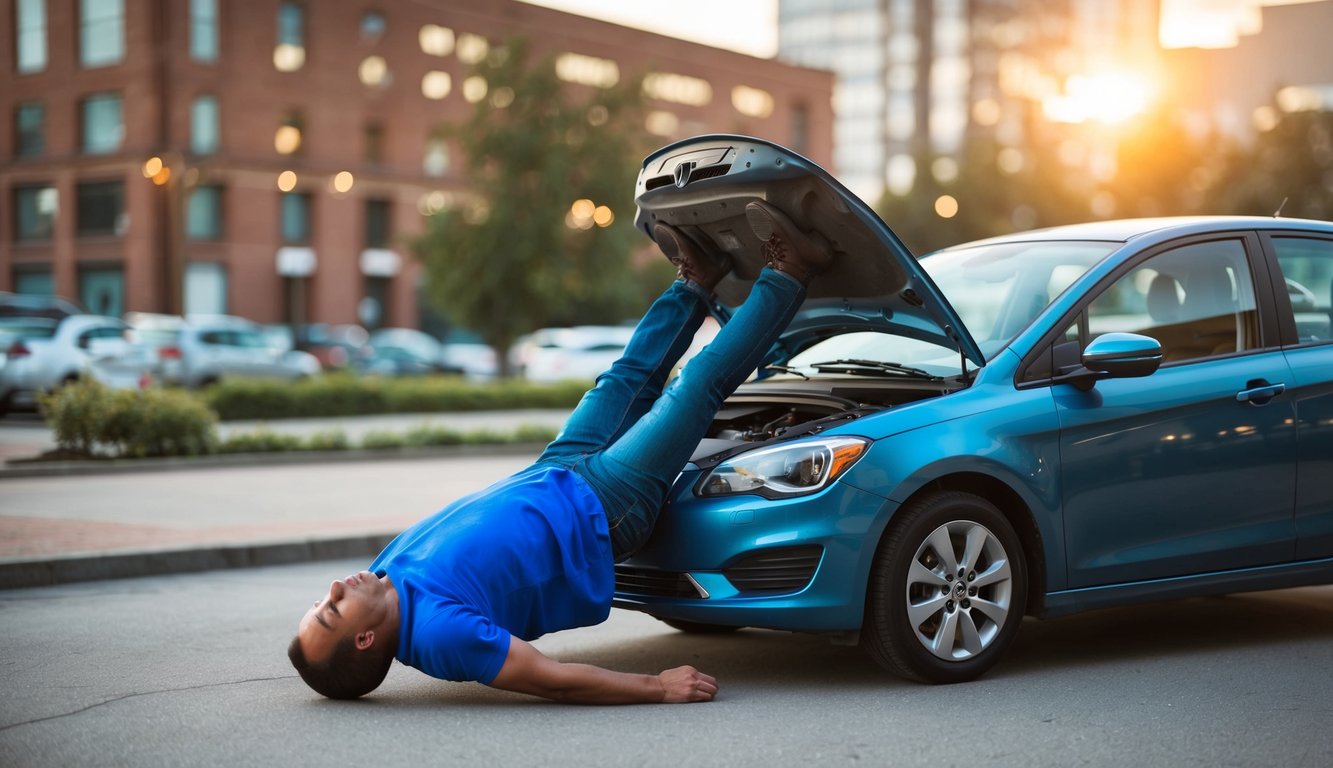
[412,38,658,376]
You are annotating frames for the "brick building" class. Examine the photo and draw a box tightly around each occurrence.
[1,0,832,330]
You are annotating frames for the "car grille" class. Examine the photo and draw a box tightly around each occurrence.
[723,546,823,595]
[614,565,706,599]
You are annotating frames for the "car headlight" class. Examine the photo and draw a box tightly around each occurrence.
[698,436,870,499]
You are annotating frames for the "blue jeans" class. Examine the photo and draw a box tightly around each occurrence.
[536,268,806,559]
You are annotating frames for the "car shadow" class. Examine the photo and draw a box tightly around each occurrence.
[340,585,1332,708]
[1002,585,1333,675]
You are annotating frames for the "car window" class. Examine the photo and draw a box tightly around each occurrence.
[1086,238,1259,364]
[1270,236,1333,345]
[199,330,229,345]
[924,241,1112,353]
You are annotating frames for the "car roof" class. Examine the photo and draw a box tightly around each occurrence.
[943,216,1333,249]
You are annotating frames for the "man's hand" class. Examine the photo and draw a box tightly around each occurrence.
[490,638,719,704]
[657,666,718,703]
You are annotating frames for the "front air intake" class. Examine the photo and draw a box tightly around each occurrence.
[723,546,823,595]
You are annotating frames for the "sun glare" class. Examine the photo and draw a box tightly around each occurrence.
[1042,72,1153,124]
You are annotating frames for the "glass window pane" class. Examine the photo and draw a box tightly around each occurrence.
[1088,239,1259,363]
[78,266,124,316]
[15,102,45,157]
[185,262,228,315]
[82,93,123,154]
[80,0,125,68]
[1272,237,1333,345]
[278,3,303,45]
[13,269,54,295]
[190,0,218,62]
[191,95,219,155]
[77,181,123,236]
[17,0,48,73]
[281,193,310,243]
[14,185,57,241]
[186,186,223,240]
[365,199,390,248]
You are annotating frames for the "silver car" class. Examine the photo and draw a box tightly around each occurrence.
[126,313,319,388]
[0,315,157,414]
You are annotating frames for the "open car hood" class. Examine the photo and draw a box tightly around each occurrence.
[633,135,985,369]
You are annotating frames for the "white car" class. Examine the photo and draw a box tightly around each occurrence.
[514,325,635,383]
[0,315,157,414]
[125,313,320,388]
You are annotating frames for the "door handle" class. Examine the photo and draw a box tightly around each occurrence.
[1235,381,1285,404]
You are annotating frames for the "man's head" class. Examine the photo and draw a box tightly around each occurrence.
[289,570,399,699]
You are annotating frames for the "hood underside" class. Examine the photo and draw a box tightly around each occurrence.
[632,135,985,367]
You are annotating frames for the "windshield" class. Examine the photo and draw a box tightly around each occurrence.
[787,240,1115,376]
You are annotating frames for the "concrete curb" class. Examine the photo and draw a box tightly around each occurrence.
[0,441,547,479]
[0,532,398,590]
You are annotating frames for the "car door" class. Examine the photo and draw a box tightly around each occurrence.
[1055,232,1297,588]
[1263,232,1333,560]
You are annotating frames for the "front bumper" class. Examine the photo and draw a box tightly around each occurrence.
[612,469,896,632]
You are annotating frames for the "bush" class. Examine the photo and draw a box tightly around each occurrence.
[217,430,304,454]
[203,375,586,421]
[41,380,218,458]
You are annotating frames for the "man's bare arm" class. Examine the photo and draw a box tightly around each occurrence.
[488,637,717,704]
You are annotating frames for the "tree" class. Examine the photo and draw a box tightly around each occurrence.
[412,38,655,377]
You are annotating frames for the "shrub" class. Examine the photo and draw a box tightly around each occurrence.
[40,379,218,458]
[217,430,304,454]
[203,375,585,421]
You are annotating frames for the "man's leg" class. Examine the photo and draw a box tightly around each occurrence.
[582,201,834,558]
[537,226,729,464]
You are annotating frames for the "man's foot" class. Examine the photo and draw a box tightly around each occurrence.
[654,223,731,292]
[744,201,834,284]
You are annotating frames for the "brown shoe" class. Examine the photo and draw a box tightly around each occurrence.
[744,201,834,284]
[653,223,731,292]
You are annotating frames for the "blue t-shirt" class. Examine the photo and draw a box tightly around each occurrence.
[369,464,614,685]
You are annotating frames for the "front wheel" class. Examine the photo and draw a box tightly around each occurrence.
[861,491,1027,684]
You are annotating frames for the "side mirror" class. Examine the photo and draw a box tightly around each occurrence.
[1082,332,1162,379]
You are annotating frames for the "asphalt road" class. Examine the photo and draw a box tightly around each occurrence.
[2,559,1330,767]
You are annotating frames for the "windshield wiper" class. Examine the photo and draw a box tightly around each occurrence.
[761,364,809,380]
[809,358,940,379]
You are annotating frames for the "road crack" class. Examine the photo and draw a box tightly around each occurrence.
[0,674,297,733]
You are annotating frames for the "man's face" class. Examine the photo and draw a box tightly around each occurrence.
[297,570,395,662]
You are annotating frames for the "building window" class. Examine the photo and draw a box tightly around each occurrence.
[76,180,124,236]
[791,104,809,153]
[191,95,219,155]
[190,0,219,62]
[186,186,223,240]
[281,192,311,243]
[16,0,47,73]
[15,102,45,158]
[13,185,57,241]
[275,112,302,155]
[423,137,449,177]
[365,199,391,248]
[361,12,386,42]
[78,266,124,316]
[184,262,227,315]
[364,123,383,165]
[13,268,54,295]
[82,93,124,155]
[80,0,124,68]
[275,2,305,72]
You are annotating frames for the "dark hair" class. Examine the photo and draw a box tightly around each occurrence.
[288,634,394,700]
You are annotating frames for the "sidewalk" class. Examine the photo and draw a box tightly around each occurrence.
[0,409,570,588]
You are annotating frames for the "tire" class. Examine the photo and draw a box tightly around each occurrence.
[861,491,1027,684]
[660,618,742,634]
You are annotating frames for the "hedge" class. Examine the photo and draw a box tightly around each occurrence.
[202,375,589,421]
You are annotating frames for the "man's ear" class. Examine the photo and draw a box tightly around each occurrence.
[355,630,375,651]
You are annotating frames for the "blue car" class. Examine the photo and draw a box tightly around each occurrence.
[617,135,1333,684]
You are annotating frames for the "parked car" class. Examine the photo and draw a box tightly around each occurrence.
[0,315,156,414]
[125,313,319,388]
[513,325,635,383]
[0,291,84,320]
[614,135,1333,684]
[295,323,371,370]
[360,328,456,377]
